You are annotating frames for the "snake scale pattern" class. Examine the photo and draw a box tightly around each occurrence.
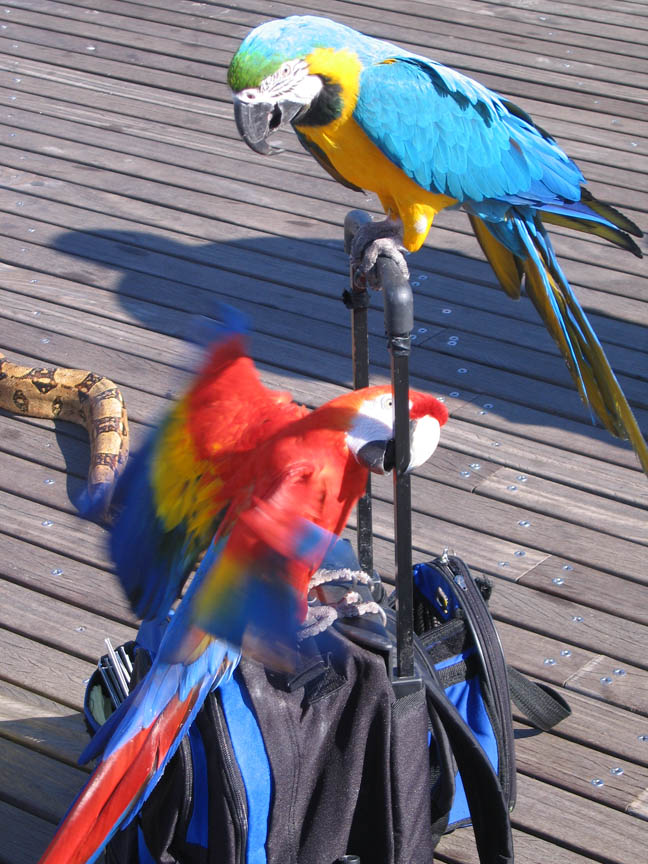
[0,353,129,515]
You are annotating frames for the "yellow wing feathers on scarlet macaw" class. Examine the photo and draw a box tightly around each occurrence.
[229,15,647,474]
[39,309,448,864]
[108,311,307,624]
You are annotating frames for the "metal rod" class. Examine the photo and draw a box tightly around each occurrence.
[99,662,123,707]
[105,638,130,700]
[344,210,374,576]
[118,644,133,676]
[343,210,419,687]
[377,255,415,681]
[392,348,414,679]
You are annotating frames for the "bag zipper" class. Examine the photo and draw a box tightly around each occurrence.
[174,735,195,844]
[432,554,517,810]
[206,693,249,864]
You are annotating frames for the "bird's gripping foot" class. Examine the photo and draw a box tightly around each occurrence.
[350,217,410,289]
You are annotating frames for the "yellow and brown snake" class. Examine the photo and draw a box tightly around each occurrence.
[0,353,129,515]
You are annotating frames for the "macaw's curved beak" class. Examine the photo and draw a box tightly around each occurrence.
[233,95,306,155]
[356,416,442,475]
[356,438,396,475]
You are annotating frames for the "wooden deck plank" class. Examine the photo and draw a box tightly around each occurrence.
[3,44,644,183]
[0,800,57,864]
[133,0,648,66]
[2,268,641,475]
[3,401,641,630]
[1,156,643,350]
[1,54,646,170]
[438,826,597,864]
[513,720,647,817]
[474,466,648,546]
[2,110,642,307]
[0,489,110,572]
[5,0,646,89]
[1,233,643,436]
[5,406,647,666]
[3,68,645,219]
[0,578,136,662]
[0,680,89,766]
[0,628,94,711]
[7,401,647,611]
[1,18,641,154]
[0,529,135,623]
[0,221,640,466]
[380,477,648,584]
[1,308,640,592]
[1,84,646,212]
[6,2,647,105]
[443,418,648,507]
[487,579,648,672]
[511,774,645,863]
[371,521,648,672]
[512,687,648,768]
[451,397,644,473]
[518,557,648,628]
[515,723,646,813]
[3,68,645,220]
[494,620,648,716]
[474,0,648,33]
[0,2,646,862]
[371,534,648,684]
[4,154,646,308]
[0,735,86,824]
[10,0,647,75]
[4,35,642,156]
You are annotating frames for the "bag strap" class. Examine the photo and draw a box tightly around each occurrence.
[507,666,571,731]
[425,674,514,864]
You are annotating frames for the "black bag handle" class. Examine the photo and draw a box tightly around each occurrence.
[507,666,571,732]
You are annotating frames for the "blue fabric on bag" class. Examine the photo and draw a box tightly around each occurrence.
[220,670,272,864]
[413,562,460,621]
[186,724,209,846]
[415,561,501,821]
[439,651,499,825]
[137,827,157,864]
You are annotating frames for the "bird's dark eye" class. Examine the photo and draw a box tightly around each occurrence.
[281,63,291,76]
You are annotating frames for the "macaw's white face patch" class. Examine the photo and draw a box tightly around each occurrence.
[346,392,394,461]
[346,392,442,474]
[409,413,441,468]
[241,59,323,105]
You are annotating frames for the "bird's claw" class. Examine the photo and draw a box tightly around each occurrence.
[350,220,410,289]
[359,238,409,277]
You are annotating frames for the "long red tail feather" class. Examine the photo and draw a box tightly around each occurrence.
[38,693,197,864]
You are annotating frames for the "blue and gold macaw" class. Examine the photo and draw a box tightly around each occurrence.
[228,15,647,473]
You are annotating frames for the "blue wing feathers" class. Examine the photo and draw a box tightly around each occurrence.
[108,433,197,623]
[355,51,583,208]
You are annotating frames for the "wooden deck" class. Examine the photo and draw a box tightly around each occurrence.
[0,0,646,861]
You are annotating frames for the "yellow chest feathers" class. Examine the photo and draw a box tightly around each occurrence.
[295,48,455,251]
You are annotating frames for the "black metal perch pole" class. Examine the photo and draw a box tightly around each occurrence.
[343,210,420,688]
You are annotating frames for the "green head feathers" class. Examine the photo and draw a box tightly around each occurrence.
[227,48,284,92]
[227,16,350,92]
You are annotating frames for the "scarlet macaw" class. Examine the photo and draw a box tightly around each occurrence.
[38,308,448,864]
[228,15,647,473]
